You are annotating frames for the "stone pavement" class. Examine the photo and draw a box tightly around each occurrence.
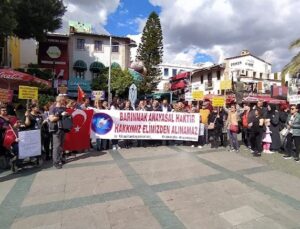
[0,145,300,229]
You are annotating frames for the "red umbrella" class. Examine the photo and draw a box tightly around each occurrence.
[0,69,51,89]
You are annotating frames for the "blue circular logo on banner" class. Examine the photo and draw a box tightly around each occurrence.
[92,113,113,135]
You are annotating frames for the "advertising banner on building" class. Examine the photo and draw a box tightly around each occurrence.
[91,110,199,141]
[38,35,69,80]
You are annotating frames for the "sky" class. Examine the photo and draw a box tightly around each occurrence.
[59,0,300,72]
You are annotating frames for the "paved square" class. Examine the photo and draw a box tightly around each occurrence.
[1,146,300,229]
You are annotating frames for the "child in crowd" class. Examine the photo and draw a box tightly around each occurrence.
[191,116,205,148]
[262,119,273,154]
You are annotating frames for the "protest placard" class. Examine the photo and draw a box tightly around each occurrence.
[0,88,13,103]
[18,129,41,159]
[220,80,232,90]
[212,97,225,107]
[18,86,38,100]
[192,90,204,100]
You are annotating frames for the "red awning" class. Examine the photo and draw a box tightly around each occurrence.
[243,96,287,104]
[171,80,186,90]
[0,69,51,89]
[171,72,190,81]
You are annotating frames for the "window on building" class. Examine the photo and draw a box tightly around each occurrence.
[253,71,256,78]
[207,73,212,87]
[77,39,85,50]
[112,42,119,52]
[217,70,221,80]
[94,40,103,51]
[172,69,177,76]
[274,72,278,80]
[75,71,85,79]
[164,68,169,76]
[260,73,263,79]
[246,71,248,77]
[200,75,204,84]
[267,74,270,79]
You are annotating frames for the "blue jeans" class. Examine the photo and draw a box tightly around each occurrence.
[228,129,239,150]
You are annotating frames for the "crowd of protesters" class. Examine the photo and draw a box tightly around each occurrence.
[1,94,300,171]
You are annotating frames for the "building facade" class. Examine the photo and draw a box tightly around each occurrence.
[157,63,210,92]
[189,50,282,96]
[68,32,135,81]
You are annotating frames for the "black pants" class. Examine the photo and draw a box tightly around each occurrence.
[293,136,300,159]
[285,133,294,157]
[250,130,263,153]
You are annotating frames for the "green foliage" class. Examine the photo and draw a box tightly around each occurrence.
[38,94,55,108]
[91,68,108,91]
[91,67,134,98]
[1,0,66,41]
[282,38,300,83]
[111,68,134,97]
[136,11,163,94]
[0,0,17,37]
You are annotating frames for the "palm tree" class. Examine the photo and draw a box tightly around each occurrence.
[282,38,300,84]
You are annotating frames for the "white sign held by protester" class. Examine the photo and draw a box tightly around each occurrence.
[288,95,300,104]
[18,130,42,159]
[128,84,137,108]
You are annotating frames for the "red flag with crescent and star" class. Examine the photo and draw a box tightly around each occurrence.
[63,109,93,151]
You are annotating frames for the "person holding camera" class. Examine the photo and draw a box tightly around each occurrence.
[49,95,67,169]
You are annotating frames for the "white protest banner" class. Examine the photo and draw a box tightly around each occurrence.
[91,110,199,141]
[288,95,300,104]
[18,129,41,159]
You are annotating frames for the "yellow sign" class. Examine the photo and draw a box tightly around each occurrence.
[192,91,204,100]
[212,97,225,107]
[18,86,38,100]
[220,80,232,90]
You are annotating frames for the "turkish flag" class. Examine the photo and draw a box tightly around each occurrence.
[77,85,85,103]
[3,126,17,149]
[63,109,93,151]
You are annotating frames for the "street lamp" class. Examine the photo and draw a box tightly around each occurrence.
[107,36,137,104]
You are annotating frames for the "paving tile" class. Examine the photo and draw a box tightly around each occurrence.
[0,179,17,205]
[66,151,113,165]
[246,170,300,201]
[236,216,287,229]
[130,156,219,185]
[198,150,264,171]
[119,146,177,159]
[11,211,62,229]
[219,205,264,226]
[174,205,232,229]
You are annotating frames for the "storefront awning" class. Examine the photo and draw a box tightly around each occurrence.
[243,96,287,104]
[171,72,190,81]
[89,61,105,73]
[73,60,87,71]
[0,69,51,89]
[171,80,186,90]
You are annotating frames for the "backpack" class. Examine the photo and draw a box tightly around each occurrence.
[58,115,73,133]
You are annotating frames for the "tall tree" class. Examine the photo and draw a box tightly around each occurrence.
[0,0,17,38]
[12,0,66,41]
[282,38,300,83]
[136,11,163,94]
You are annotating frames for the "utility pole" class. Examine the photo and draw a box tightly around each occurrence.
[108,36,112,104]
